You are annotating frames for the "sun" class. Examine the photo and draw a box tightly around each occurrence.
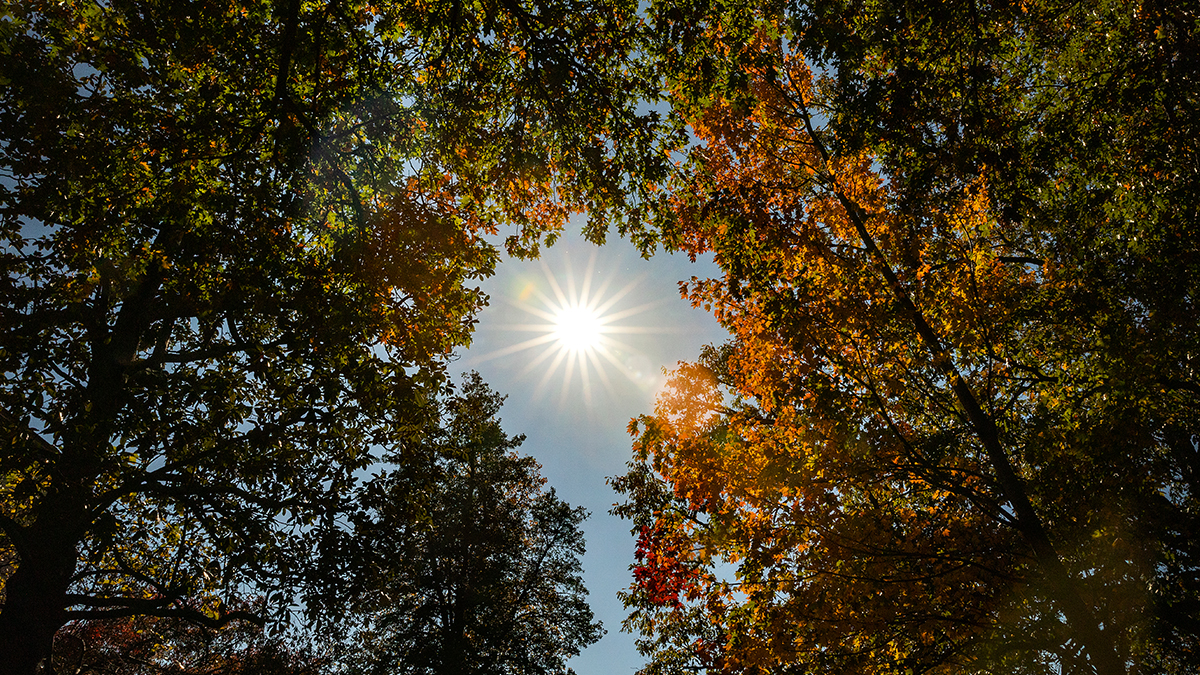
[462,248,674,407]
[553,305,604,353]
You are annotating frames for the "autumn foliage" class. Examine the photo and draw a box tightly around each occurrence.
[615,1,1199,674]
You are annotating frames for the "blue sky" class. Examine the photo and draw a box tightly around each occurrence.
[455,226,729,674]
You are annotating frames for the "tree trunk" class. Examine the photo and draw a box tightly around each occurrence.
[0,517,79,675]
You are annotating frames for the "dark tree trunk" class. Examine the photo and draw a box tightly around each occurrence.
[0,517,79,675]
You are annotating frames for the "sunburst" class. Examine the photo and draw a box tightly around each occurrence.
[464,249,674,408]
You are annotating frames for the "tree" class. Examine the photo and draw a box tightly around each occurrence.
[0,0,666,671]
[614,1,1199,673]
[324,373,602,675]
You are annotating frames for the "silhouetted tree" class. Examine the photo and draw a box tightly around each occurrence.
[326,373,602,675]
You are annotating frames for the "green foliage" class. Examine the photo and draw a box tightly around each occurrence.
[0,0,663,670]
[325,373,602,675]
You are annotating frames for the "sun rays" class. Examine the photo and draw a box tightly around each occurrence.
[462,249,676,408]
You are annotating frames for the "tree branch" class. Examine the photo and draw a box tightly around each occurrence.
[64,594,264,628]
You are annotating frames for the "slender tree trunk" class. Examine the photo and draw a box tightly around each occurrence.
[440,597,468,675]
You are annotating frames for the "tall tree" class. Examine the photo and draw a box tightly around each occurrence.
[0,0,665,671]
[614,1,1199,673]
[325,373,602,675]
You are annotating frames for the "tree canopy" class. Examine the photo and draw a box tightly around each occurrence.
[5,0,1198,672]
[0,0,665,671]
[615,0,1199,673]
